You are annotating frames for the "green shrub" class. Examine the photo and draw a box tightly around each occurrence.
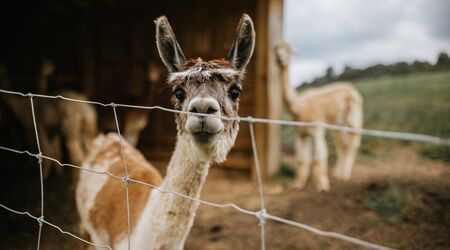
[365,185,406,223]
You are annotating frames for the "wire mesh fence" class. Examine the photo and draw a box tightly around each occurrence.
[1,89,448,250]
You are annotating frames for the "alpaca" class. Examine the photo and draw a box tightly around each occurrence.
[122,62,162,146]
[275,41,363,191]
[0,61,62,177]
[58,90,98,167]
[100,62,162,146]
[75,14,255,249]
[38,59,98,168]
[0,61,98,178]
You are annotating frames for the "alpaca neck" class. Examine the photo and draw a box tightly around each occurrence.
[38,75,48,94]
[280,66,297,115]
[160,135,211,200]
[132,134,211,249]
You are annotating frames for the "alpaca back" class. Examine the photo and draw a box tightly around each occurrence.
[76,133,163,247]
[296,82,362,128]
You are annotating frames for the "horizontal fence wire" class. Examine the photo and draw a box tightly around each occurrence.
[1,89,449,146]
[1,145,393,250]
[0,204,113,249]
[4,88,447,249]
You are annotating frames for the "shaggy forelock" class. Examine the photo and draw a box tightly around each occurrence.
[168,58,242,154]
[168,58,242,85]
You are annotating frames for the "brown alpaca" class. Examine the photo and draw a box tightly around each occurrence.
[76,14,255,249]
[122,62,162,146]
[0,61,98,178]
[100,61,162,147]
[275,41,363,191]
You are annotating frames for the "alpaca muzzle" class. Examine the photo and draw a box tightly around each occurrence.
[185,96,224,144]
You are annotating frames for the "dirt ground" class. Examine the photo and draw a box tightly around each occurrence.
[0,146,449,250]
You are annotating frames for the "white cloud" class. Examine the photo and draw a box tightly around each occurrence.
[284,0,450,86]
[289,60,328,86]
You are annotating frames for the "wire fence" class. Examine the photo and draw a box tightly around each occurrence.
[1,89,449,250]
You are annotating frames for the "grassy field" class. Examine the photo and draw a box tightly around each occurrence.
[282,70,450,163]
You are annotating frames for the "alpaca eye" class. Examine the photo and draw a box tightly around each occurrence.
[228,85,242,101]
[173,87,186,102]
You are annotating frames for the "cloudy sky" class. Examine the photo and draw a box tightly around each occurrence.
[284,0,450,86]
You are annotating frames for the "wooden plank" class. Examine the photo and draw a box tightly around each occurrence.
[252,0,284,181]
[252,0,269,182]
[71,0,271,174]
[265,0,284,177]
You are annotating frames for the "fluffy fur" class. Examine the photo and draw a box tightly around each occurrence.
[76,14,255,249]
[0,63,98,179]
[275,41,363,191]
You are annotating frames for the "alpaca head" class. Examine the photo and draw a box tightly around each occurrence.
[275,41,295,68]
[155,14,255,163]
[41,58,55,78]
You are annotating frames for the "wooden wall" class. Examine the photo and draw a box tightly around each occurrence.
[0,0,284,177]
[255,0,284,178]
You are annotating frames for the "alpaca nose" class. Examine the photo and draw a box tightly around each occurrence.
[188,97,220,115]
[186,96,224,135]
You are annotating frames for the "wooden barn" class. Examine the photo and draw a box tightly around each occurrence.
[0,0,285,179]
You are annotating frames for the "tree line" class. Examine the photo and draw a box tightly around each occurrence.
[300,52,450,86]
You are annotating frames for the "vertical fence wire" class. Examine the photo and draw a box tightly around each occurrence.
[111,104,132,250]
[0,90,425,250]
[29,95,45,250]
[0,204,113,249]
[249,118,266,250]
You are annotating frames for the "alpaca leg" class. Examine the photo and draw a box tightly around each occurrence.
[332,131,346,179]
[62,113,84,166]
[341,133,361,180]
[62,113,85,189]
[312,128,329,191]
[340,95,363,180]
[82,108,98,154]
[66,138,84,190]
[66,139,85,166]
[293,134,312,189]
[79,225,94,250]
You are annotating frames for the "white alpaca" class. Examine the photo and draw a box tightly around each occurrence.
[275,41,363,191]
[76,14,255,249]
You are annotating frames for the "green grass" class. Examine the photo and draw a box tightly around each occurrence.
[365,185,406,223]
[354,71,450,161]
[282,70,450,162]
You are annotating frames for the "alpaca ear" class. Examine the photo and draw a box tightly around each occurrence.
[155,16,186,72]
[227,14,256,72]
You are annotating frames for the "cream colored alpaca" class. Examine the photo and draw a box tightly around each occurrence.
[0,61,98,178]
[41,60,98,171]
[58,90,98,167]
[275,41,363,191]
[76,14,255,249]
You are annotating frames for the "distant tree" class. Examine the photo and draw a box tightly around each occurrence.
[412,60,433,72]
[337,66,357,80]
[436,52,450,68]
[390,62,411,75]
[325,66,335,79]
[300,51,449,86]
